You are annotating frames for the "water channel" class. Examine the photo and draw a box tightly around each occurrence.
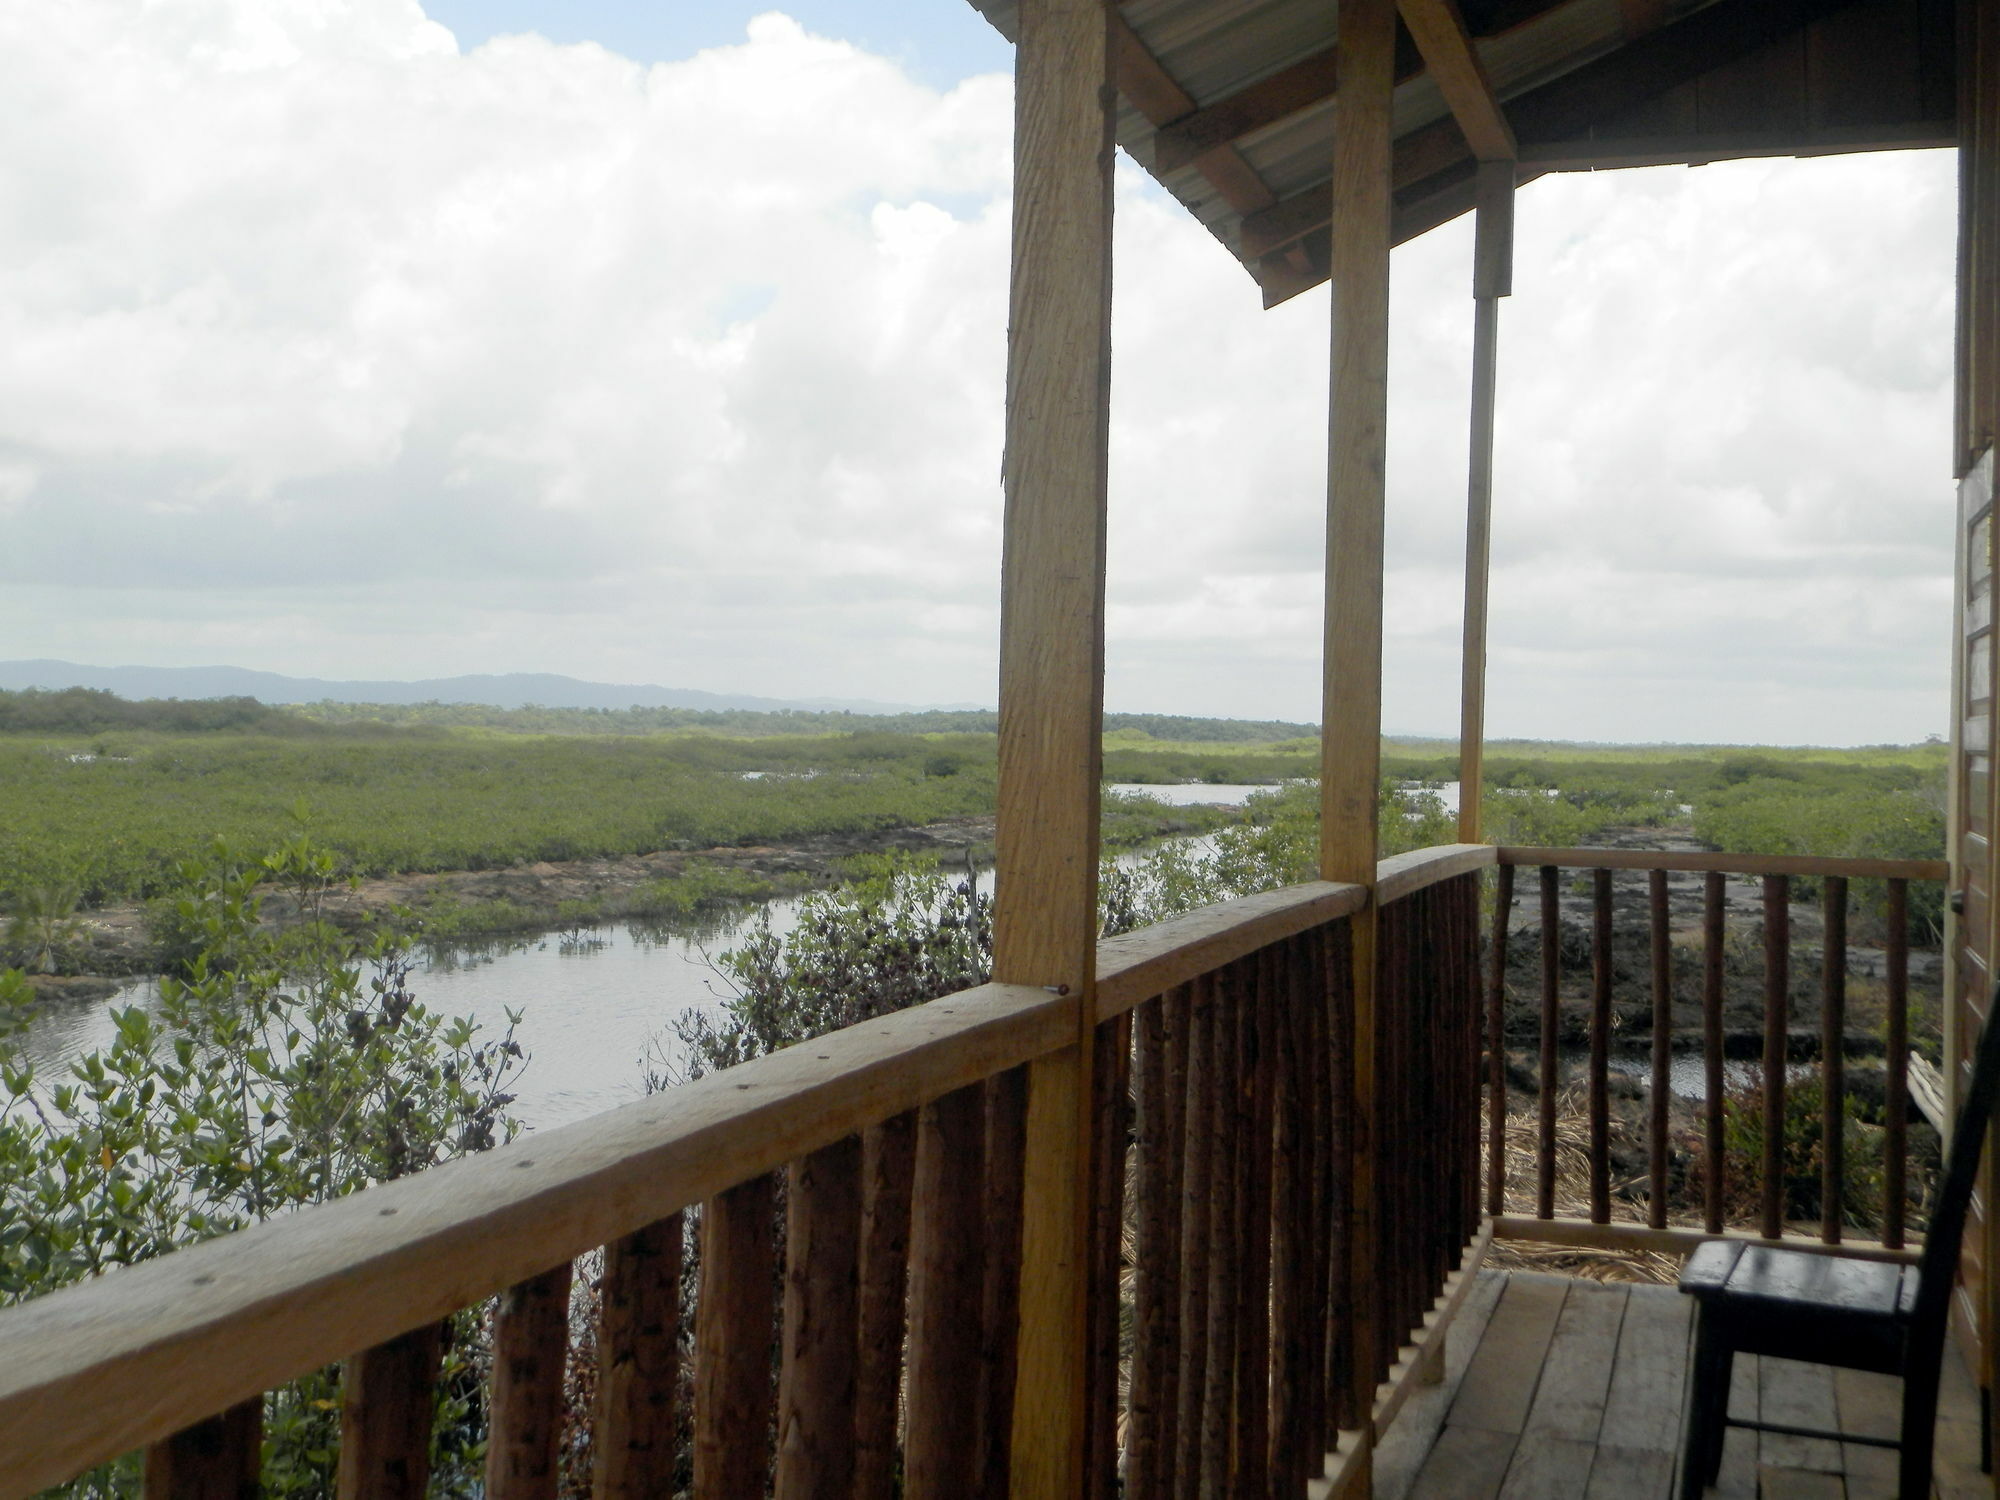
[19,784,1283,1131]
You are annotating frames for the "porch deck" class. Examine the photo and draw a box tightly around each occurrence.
[1380,1270,1989,1500]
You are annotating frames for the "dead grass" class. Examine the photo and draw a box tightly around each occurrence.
[1485,1089,1681,1285]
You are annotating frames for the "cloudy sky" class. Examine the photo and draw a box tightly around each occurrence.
[0,0,1960,744]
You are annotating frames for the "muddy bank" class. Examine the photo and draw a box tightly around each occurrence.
[1494,826,1945,1051]
[32,814,1003,1002]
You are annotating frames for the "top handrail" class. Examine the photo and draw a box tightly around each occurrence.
[0,839,1503,1491]
[0,981,1067,1493]
[1496,845,1949,882]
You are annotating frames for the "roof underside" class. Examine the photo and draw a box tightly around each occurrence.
[966,0,1957,305]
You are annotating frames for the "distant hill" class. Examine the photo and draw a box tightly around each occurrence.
[0,660,975,716]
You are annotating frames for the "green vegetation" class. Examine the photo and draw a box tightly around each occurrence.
[0,836,523,1494]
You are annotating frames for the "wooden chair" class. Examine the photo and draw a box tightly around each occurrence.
[1677,987,2000,1498]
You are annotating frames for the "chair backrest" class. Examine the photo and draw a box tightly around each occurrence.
[1912,981,2000,1334]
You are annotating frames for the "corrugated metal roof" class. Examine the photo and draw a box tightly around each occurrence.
[964,0,1924,302]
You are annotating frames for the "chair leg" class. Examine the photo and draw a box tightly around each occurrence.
[1681,1313,1733,1499]
[1902,1358,1942,1500]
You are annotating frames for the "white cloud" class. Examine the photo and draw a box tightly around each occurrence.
[0,0,1960,743]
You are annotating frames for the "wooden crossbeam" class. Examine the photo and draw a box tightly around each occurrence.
[1244,0,1876,272]
[1153,45,1340,174]
[1397,0,1516,160]
[1111,13,1275,215]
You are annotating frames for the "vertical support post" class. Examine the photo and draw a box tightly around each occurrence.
[998,0,1116,1491]
[1456,160,1514,845]
[143,1399,261,1500]
[1324,0,1396,1461]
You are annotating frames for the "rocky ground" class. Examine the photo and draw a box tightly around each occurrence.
[1494,825,1943,1056]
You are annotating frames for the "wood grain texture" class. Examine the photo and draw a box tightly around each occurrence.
[1704,871,1728,1234]
[0,980,1067,1497]
[1648,868,1671,1230]
[855,1113,916,1500]
[1820,876,1847,1246]
[1762,875,1791,1242]
[1396,0,1518,160]
[1108,12,1276,214]
[1588,868,1613,1224]
[336,1321,442,1500]
[996,1,1116,1490]
[906,1084,987,1499]
[1486,862,1514,1215]
[1496,847,1947,881]
[485,1261,574,1500]
[591,1214,682,1500]
[1456,160,1512,846]
[1095,879,1366,1020]
[979,1068,1030,1499]
[142,1400,260,1500]
[1373,844,1498,905]
[776,1137,861,1500]
[692,1175,777,1500]
[1489,1215,1917,1265]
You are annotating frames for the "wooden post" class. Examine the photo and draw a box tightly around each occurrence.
[776,1137,862,1500]
[593,1214,682,1500]
[336,1322,443,1500]
[693,1175,778,1500]
[1323,0,1396,1461]
[143,1399,260,1500]
[1456,159,1513,845]
[485,1261,574,1500]
[907,1085,988,1498]
[856,1113,917,1499]
[998,0,1116,1492]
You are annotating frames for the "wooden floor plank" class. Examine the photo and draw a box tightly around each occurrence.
[1712,1351,1760,1500]
[1384,1272,1993,1500]
[1760,1356,1844,1475]
[1831,1366,1899,1499]
[1407,1424,1518,1500]
[1599,1286,1692,1455]
[1756,1466,1845,1499]
[1496,1432,1595,1500]
[1448,1273,1569,1436]
[1376,1270,1510,1500]
[1523,1281,1628,1444]
[1583,1443,1673,1499]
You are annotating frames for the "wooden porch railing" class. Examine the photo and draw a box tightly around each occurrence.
[0,845,1495,1500]
[1484,847,1949,1265]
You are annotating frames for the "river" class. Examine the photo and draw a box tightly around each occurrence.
[17,784,1281,1130]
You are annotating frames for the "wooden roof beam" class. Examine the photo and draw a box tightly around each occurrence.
[1111,13,1276,216]
[1397,0,1517,160]
[1153,44,1340,174]
[1150,1,1573,176]
[1241,0,1875,263]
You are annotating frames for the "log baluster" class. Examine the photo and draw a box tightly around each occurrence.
[1198,966,1244,1498]
[1172,975,1215,1500]
[1589,868,1613,1224]
[1324,918,1356,1437]
[1235,950,1276,1500]
[776,1137,862,1500]
[1085,1020,1128,1500]
[486,1261,575,1500]
[144,1399,261,1500]
[694,1174,778,1500]
[1762,875,1792,1240]
[1885,880,1911,1249]
[1648,868,1672,1230]
[1703,872,1727,1234]
[336,1321,444,1500]
[855,1112,917,1500]
[593,1213,683,1500]
[1129,995,1176,1499]
[906,1085,986,1500]
[1821,877,1848,1244]
[979,1068,1030,1499]
[1537,864,1560,1219]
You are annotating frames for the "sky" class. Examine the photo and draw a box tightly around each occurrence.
[0,0,1962,744]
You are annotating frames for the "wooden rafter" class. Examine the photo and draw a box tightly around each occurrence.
[1396,0,1516,161]
[1242,0,1876,269]
[1150,0,1575,178]
[1111,13,1275,216]
[1152,45,1340,174]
